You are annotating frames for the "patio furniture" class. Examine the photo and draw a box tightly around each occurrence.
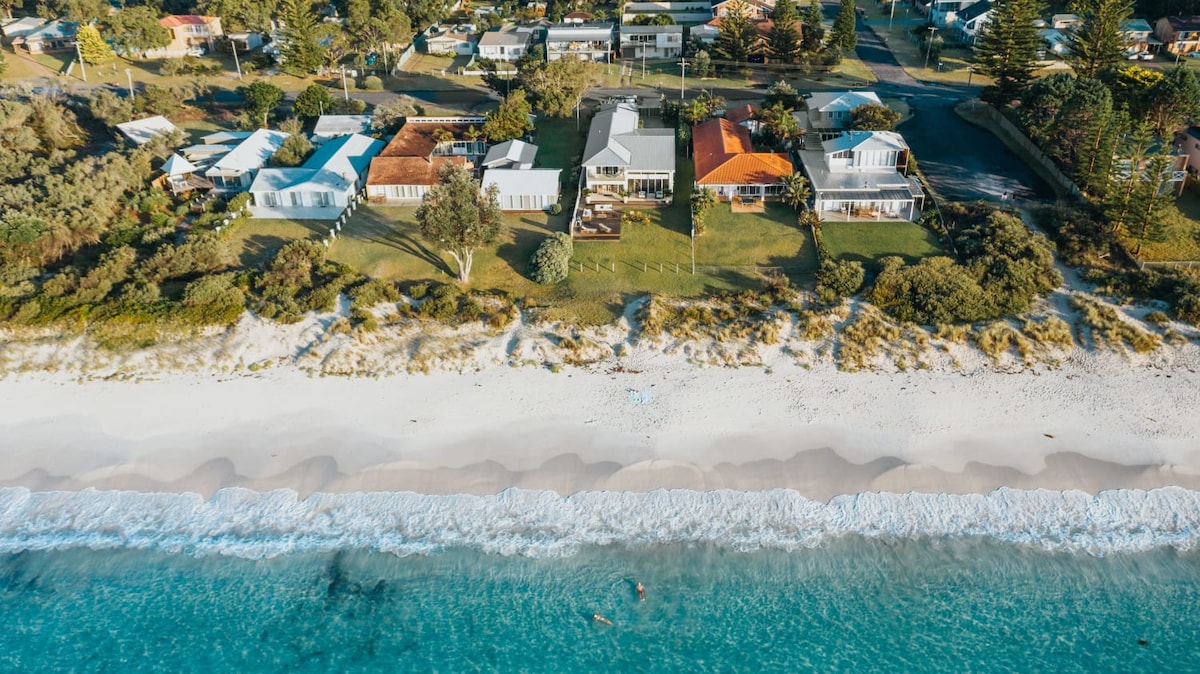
[637,190,647,199]
[582,208,593,222]
[655,191,664,200]
[598,222,612,233]
[578,224,598,234]
[595,203,614,213]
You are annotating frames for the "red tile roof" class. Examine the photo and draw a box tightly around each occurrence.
[378,122,481,158]
[367,156,469,186]
[692,118,792,185]
[725,104,758,126]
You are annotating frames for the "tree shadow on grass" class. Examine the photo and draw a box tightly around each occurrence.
[496,217,555,281]
[346,212,455,276]
[239,234,291,268]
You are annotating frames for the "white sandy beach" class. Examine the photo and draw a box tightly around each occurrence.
[1,297,1199,500]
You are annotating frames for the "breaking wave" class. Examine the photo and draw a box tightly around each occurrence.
[0,487,1196,559]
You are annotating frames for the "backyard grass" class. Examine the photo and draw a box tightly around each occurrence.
[1133,189,1200,262]
[819,220,945,266]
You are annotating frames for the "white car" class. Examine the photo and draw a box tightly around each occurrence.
[185,46,206,57]
[1127,50,1153,61]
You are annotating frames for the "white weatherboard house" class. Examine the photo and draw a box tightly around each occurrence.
[480,139,538,170]
[805,91,884,134]
[798,130,925,221]
[477,24,535,61]
[482,168,562,211]
[249,133,384,219]
[619,25,684,59]
[312,115,374,144]
[115,115,182,146]
[581,102,675,203]
[205,128,290,191]
[546,23,614,61]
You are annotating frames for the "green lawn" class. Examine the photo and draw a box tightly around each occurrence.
[820,220,945,266]
[1134,189,1200,262]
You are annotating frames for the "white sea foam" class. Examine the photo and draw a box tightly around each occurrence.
[0,487,1196,558]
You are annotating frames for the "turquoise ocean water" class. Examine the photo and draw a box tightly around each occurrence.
[0,487,1197,671]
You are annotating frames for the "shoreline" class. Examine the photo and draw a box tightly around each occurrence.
[2,340,1199,499]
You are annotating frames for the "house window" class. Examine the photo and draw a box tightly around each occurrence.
[599,166,621,177]
[262,192,279,207]
[315,192,331,207]
[290,192,302,206]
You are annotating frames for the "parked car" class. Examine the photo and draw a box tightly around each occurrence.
[1189,51,1200,59]
[185,46,206,57]
[1128,50,1153,60]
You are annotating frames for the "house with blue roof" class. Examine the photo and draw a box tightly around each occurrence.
[249,133,385,219]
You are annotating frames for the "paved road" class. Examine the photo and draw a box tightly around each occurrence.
[853,23,1053,202]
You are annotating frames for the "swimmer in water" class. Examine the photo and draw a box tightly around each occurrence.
[636,582,646,601]
[593,614,613,626]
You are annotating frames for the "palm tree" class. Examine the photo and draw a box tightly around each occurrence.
[780,173,810,213]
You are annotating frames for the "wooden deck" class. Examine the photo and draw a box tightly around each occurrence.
[573,206,622,240]
[730,197,766,213]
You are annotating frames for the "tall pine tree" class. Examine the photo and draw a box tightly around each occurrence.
[1064,0,1133,79]
[712,1,757,68]
[801,0,825,52]
[827,0,857,53]
[768,0,803,64]
[974,0,1044,105]
[279,0,323,76]
[75,23,113,65]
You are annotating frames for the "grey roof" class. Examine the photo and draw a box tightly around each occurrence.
[2,17,45,38]
[807,90,883,114]
[478,24,535,47]
[798,149,916,194]
[546,24,614,42]
[202,130,253,144]
[581,102,675,171]
[115,115,180,146]
[211,129,290,172]
[957,1,993,23]
[162,153,198,176]
[619,25,684,35]
[823,130,909,154]
[23,19,76,41]
[313,115,373,138]
[482,139,538,167]
[249,133,384,193]
[482,168,562,196]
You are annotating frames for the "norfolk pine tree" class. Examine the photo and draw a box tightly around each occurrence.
[416,164,504,283]
[827,0,857,53]
[768,0,803,64]
[1064,0,1133,79]
[801,0,825,52]
[975,0,1044,105]
[713,1,757,67]
[279,0,323,76]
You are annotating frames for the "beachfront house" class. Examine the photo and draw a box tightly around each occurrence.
[425,25,478,55]
[619,25,685,60]
[693,117,793,206]
[366,116,487,204]
[2,16,46,41]
[480,139,537,170]
[806,91,884,137]
[146,15,223,58]
[159,153,214,195]
[545,23,614,62]
[205,128,290,191]
[115,115,182,146]
[797,130,925,220]
[950,1,994,46]
[477,24,535,61]
[13,19,76,54]
[248,133,384,219]
[581,102,676,204]
[927,0,985,28]
[481,168,562,211]
[312,115,374,144]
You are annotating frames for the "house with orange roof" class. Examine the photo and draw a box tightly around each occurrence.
[366,116,488,204]
[151,15,222,58]
[693,117,793,205]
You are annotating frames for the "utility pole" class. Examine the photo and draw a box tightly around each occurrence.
[924,26,938,70]
[678,57,687,100]
[340,65,349,100]
[124,68,134,97]
[231,40,243,80]
[75,38,87,82]
[888,0,896,34]
[642,48,646,80]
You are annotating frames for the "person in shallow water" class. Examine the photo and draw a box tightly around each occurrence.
[593,614,613,626]
[636,582,646,601]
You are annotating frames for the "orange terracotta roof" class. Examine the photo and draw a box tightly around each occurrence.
[367,155,469,186]
[160,15,217,28]
[692,118,792,185]
[725,104,758,126]
[379,122,481,158]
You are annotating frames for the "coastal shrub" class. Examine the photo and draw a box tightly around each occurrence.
[419,283,461,322]
[529,232,573,285]
[796,310,835,341]
[1070,296,1161,353]
[349,279,400,309]
[351,307,379,332]
[1029,205,1113,267]
[815,258,865,303]
[870,256,989,324]
[408,282,430,300]
[362,75,384,91]
[1021,316,1074,348]
[974,321,1030,361]
[761,272,792,305]
[837,307,902,371]
[140,236,235,284]
[548,203,562,215]
[1144,310,1171,326]
[71,246,137,305]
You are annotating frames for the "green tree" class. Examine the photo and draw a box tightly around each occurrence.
[294,83,335,120]
[270,133,314,167]
[757,101,800,147]
[1109,64,1162,114]
[76,23,114,65]
[199,0,274,32]
[1017,72,1077,147]
[529,232,573,284]
[1104,119,1174,243]
[801,0,825,52]
[712,1,757,67]
[1145,66,1200,137]
[690,186,717,235]
[0,0,22,20]
[37,0,106,22]
[416,163,504,283]
[764,80,801,110]
[827,0,857,53]
[1064,0,1133,78]
[371,95,418,132]
[974,0,1045,105]
[780,172,810,212]
[849,103,901,130]
[519,56,594,118]
[88,88,134,126]
[104,5,171,58]
[692,50,713,78]
[279,0,323,75]
[815,258,864,302]
[482,88,534,142]
[768,0,802,64]
[238,81,284,127]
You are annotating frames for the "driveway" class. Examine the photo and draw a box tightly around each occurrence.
[854,24,1054,202]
